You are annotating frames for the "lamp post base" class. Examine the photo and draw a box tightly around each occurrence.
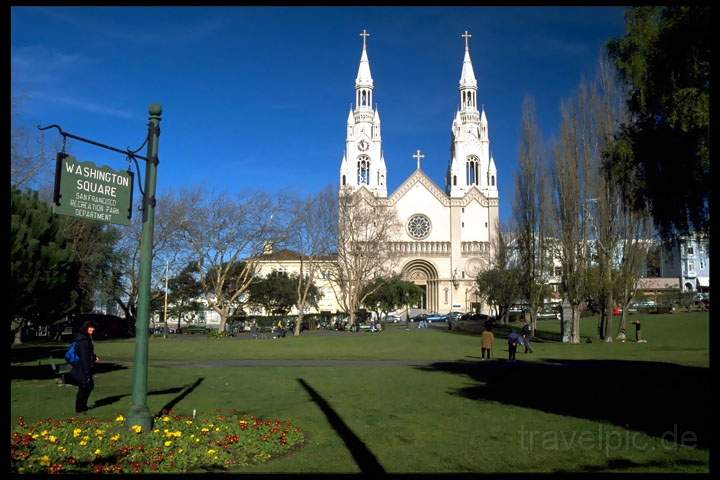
[126,404,154,432]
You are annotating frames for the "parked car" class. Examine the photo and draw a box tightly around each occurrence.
[425,313,447,323]
[383,314,402,323]
[409,314,427,323]
[537,306,561,320]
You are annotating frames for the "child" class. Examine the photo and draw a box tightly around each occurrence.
[507,330,520,362]
[481,327,494,360]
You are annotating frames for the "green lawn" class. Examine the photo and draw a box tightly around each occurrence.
[10,312,709,473]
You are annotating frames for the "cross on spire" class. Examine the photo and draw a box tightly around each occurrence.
[360,29,370,49]
[461,30,472,49]
[413,149,425,170]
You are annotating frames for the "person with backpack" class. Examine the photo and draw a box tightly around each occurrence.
[68,320,99,413]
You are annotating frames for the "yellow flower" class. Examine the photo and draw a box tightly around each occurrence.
[31,434,39,439]
[111,434,121,442]
[131,425,142,433]
[189,434,195,438]
[115,415,125,422]
[73,428,82,438]
[41,430,49,436]
[215,427,220,432]
[164,441,173,447]
[174,431,182,437]
[178,448,184,453]
[207,449,216,456]
[82,436,90,442]
[57,446,66,452]
[94,449,102,455]
[95,429,105,435]
[80,440,88,446]
[201,428,209,433]
[162,416,171,422]
[185,420,193,425]
[40,455,51,466]
[195,438,200,443]
[48,435,57,443]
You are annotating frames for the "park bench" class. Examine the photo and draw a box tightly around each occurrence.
[39,358,72,385]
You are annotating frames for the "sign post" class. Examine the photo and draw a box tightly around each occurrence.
[126,104,162,431]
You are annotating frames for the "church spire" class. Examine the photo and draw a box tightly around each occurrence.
[459,30,478,112]
[355,29,374,111]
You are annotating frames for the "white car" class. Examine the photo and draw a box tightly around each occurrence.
[383,314,401,323]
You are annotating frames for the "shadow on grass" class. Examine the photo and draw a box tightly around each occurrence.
[417,358,709,449]
[554,457,707,473]
[156,377,205,416]
[297,378,385,474]
[11,344,69,363]
[92,385,187,409]
[11,362,128,381]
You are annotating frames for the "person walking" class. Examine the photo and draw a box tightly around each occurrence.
[481,326,494,360]
[507,330,520,362]
[632,319,646,343]
[520,321,534,353]
[70,320,98,413]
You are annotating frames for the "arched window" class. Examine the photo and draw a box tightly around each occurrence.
[453,175,457,186]
[491,175,495,186]
[361,91,366,106]
[357,155,370,185]
[342,175,346,186]
[466,156,479,185]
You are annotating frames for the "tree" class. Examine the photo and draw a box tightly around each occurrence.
[329,189,401,326]
[513,96,552,335]
[11,96,56,193]
[111,188,197,325]
[474,221,520,324]
[282,186,338,336]
[362,277,422,323]
[11,187,81,343]
[589,56,629,342]
[615,207,652,334]
[606,6,710,238]
[551,89,592,343]
[248,271,299,315]
[167,261,204,330]
[59,218,123,313]
[183,190,282,333]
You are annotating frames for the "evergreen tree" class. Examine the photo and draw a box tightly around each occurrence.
[607,6,710,238]
[11,187,81,342]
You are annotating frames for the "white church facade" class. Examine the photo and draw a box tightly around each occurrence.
[251,31,500,318]
[338,30,499,314]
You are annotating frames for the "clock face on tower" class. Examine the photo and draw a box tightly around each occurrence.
[358,140,369,151]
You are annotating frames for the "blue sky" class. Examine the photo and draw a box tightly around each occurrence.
[11,6,626,223]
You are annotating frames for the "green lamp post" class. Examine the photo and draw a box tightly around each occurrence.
[126,104,162,431]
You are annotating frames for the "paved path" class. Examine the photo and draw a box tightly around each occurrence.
[107,359,433,368]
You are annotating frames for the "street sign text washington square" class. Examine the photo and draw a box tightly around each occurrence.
[54,154,134,226]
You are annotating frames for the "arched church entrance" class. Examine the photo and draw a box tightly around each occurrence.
[401,259,439,313]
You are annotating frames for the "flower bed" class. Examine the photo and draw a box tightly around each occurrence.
[11,410,304,473]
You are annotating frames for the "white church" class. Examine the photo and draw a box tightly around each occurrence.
[336,30,499,314]
[254,30,500,317]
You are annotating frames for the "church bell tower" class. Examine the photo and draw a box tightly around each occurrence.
[339,29,387,197]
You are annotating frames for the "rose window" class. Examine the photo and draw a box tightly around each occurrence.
[407,214,431,240]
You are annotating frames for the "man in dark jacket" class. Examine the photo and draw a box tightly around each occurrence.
[520,321,534,353]
[70,320,98,413]
[507,330,521,362]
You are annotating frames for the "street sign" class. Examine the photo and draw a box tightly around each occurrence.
[53,153,133,225]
